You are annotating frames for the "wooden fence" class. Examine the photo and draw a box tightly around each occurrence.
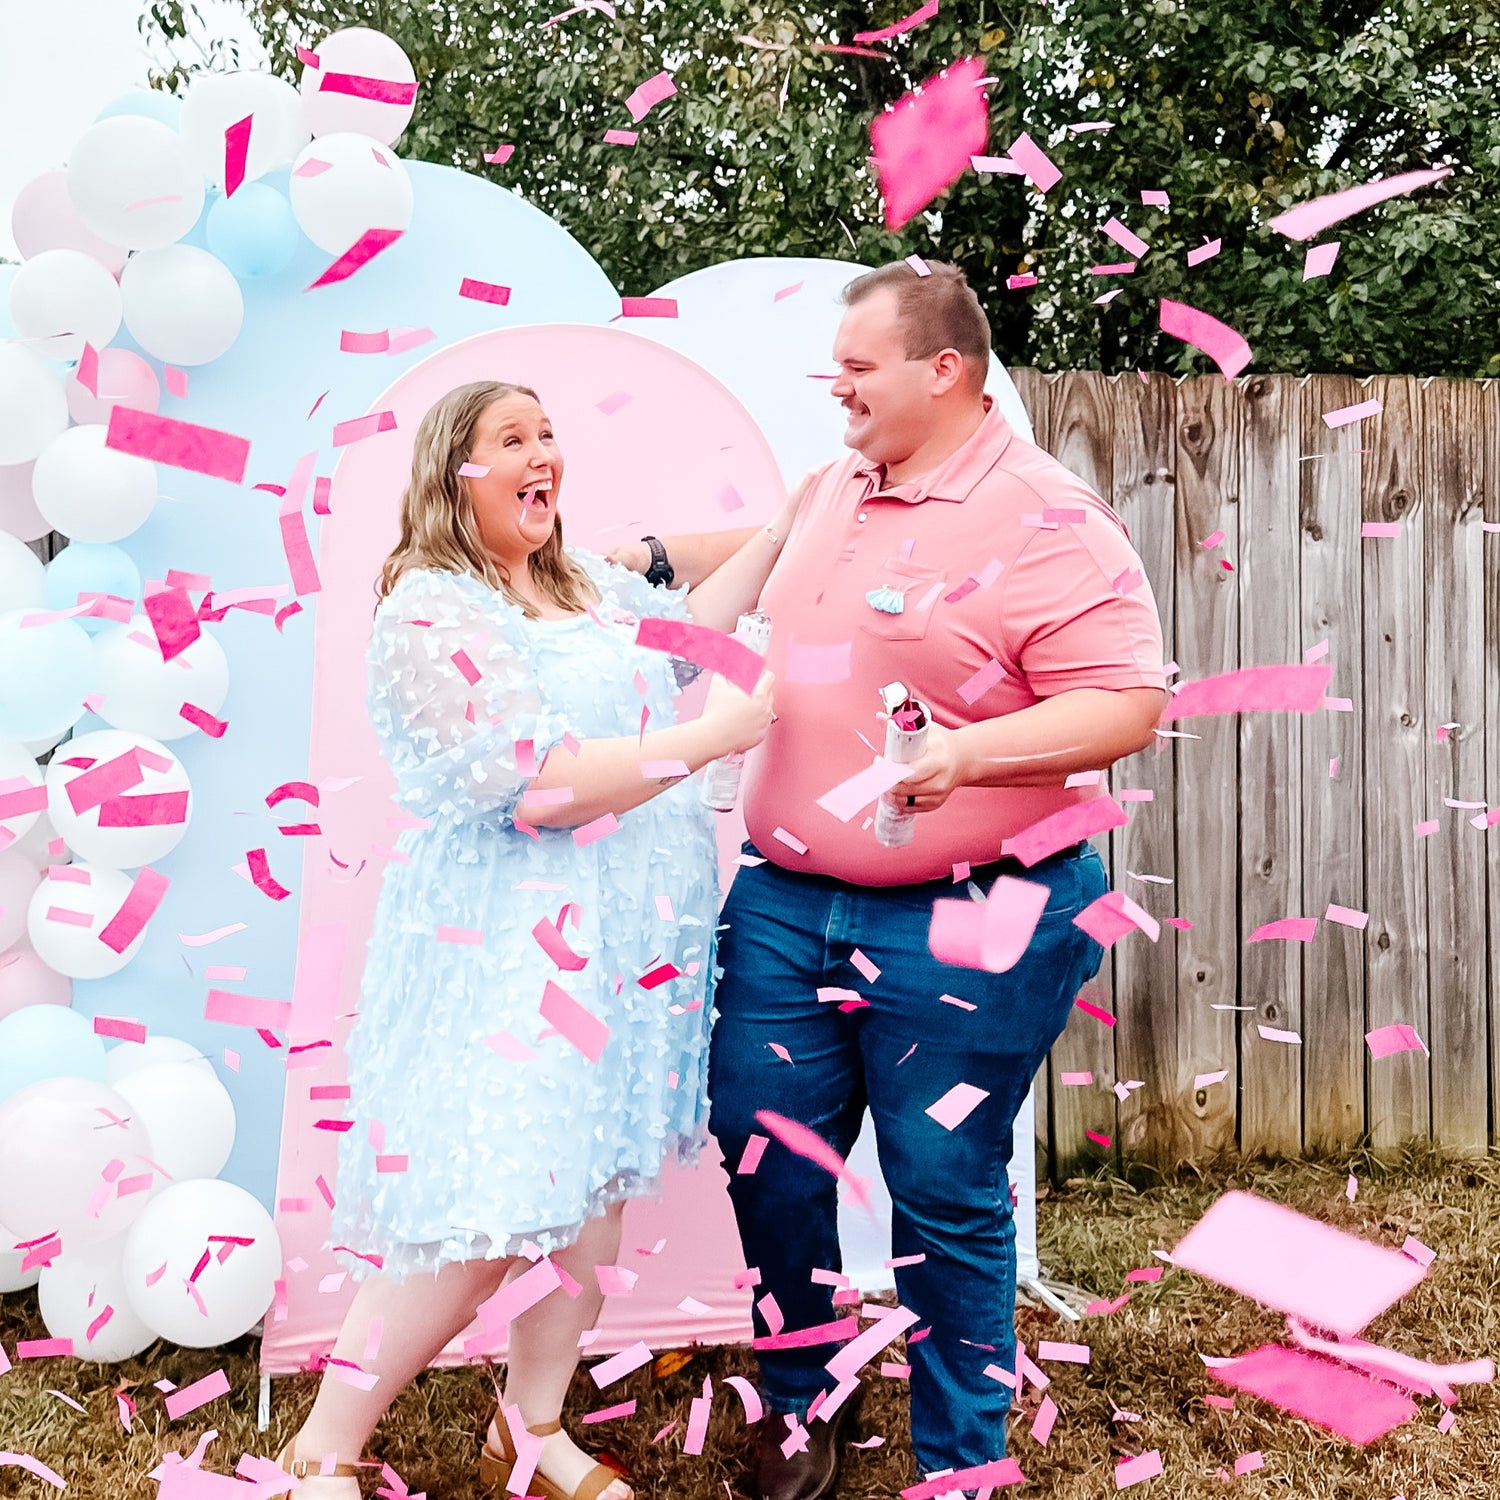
[1011,369,1500,1177]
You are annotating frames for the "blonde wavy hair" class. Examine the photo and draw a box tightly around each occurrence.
[375,380,597,616]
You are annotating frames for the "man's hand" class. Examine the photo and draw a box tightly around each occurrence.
[606,540,652,574]
[885,723,969,814]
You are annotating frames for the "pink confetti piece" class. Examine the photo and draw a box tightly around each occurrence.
[76,340,99,396]
[1075,995,1116,1026]
[854,0,937,41]
[1366,1023,1426,1059]
[1268,167,1452,241]
[929,874,1049,973]
[1073,890,1160,947]
[1086,1129,1113,1147]
[307,226,405,290]
[957,657,1007,705]
[816,756,911,823]
[625,70,678,122]
[17,1338,73,1359]
[737,1135,770,1174]
[1258,1024,1302,1044]
[1303,240,1341,279]
[1092,261,1137,276]
[93,1015,147,1043]
[1324,902,1369,928]
[318,71,418,104]
[99,867,169,955]
[1401,1235,1436,1267]
[1038,1340,1090,1364]
[925,1082,989,1130]
[1101,216,1149,257]
[1006,272,1038,290]
[618,296,677,318]
[572,813,620,847]
[164,1368,230,1420]
[901,1458,1025,1499]
[1249,917,1317,942]
[340,328,391,354]
[584,1400,637,1422]
[1002,795,1128,867]
[539,979,611,1062]
[484,143,515,164]
[603,128,639,146]
[1415,818,1440,837]
[1114,1450,1163,1488]
[332,410,397,446]
[1324,398,1381,428]
[754,1109,872,1213]
[1163,663,1331,720]
[871,56,989,231]
[1030,1393,1058,1445]
[459,276,511,306]
[223,113,253,197]
[590,1340,653,1388]
[1187,237,1222,266]
[205,988,291,1031]
[1005,130,1061,192]
[1158,296,1252,380]
[387,325,436,354]
[1211,1344,1416,1444]
[106,406,250,484]
[0,1454,66,1489]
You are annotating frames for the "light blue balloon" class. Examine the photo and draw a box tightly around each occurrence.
[45,544,143,635]
[96,90,183,129]
[206,183,300,279]
[0,613,97,741]
[0,1006,108,1104]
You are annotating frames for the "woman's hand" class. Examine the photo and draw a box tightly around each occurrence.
[701,668,776,757]
[606,540,652,574]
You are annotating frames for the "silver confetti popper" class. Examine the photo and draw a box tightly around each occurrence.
[874,681,929,848]
[700,609,773,812]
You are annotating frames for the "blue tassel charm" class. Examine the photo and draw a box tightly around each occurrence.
[866,586,905,615]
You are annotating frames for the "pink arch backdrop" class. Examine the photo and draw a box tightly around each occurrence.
[262,324,788,1374]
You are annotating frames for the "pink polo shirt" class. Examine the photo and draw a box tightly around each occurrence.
[742,399,1167,885]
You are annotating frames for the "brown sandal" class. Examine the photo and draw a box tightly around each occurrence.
[277,1442,362,1483]
[479,1416,628,1500]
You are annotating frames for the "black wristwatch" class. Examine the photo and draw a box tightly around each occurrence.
[642,535,675,588]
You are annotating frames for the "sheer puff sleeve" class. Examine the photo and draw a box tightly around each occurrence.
[366,568,570,826]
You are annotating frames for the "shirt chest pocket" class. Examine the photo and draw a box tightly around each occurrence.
[857,557,948,643]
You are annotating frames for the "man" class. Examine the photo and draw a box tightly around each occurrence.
[612,261,1167,1499]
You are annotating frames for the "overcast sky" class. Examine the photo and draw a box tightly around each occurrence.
[0,0,267,260]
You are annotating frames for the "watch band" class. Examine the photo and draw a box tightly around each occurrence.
[642,535,674,588]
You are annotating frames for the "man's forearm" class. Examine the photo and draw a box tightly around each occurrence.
[661,527,759,588]
[956,688,1167,788]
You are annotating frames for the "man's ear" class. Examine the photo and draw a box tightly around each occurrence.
[930,348,969,396]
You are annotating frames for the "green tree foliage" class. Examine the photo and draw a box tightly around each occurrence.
[144,1,1500,378]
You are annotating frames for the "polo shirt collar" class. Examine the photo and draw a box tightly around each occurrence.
[852,396,1015,504]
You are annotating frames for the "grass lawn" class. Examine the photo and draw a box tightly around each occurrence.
[2,1148,1496,1498]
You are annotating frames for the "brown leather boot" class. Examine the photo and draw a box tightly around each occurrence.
[749,1386,865,1500]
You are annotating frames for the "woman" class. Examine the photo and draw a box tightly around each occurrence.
[277,380,795,1498]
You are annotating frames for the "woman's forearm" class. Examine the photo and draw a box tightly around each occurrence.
[683,511,791,632]
[517,717,724,828]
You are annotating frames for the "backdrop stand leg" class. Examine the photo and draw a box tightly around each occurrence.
[1019,1275,1083,1323]
[257,1372,272,1433]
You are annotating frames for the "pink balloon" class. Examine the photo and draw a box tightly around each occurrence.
[0,462,50,544]
[0,1076,153,1245]
[0,945,71,1018]
[0,853,41,953]
[11,171,128,276]
[65,348,161,427]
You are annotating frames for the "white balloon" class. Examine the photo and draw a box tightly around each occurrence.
[120,245,244,366]
[180,71,310,188]
[32,425,158,543]
[299,27,417,145]
[0,532,45,613]
[0,342,69,466]
[289,132,412,253]
[46,728,192,869]
[106,1035,216,1085]
[0,739,45,846]
[113,1061,235,1182]
[94,615,229,741]
[39,1235,158,1361]
[0,852,40,953]
[0,1219,40,1293]
[7,249,123,361]
[66,116,205,251]
[26,861,148,978]
[122,1180,281,1348]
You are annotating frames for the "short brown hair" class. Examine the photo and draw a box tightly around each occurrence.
[842,260,991,390]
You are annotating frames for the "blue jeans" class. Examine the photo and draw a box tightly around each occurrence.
[708,841,1107,1483]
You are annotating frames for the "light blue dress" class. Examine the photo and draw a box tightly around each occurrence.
[329,549,721,1279]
